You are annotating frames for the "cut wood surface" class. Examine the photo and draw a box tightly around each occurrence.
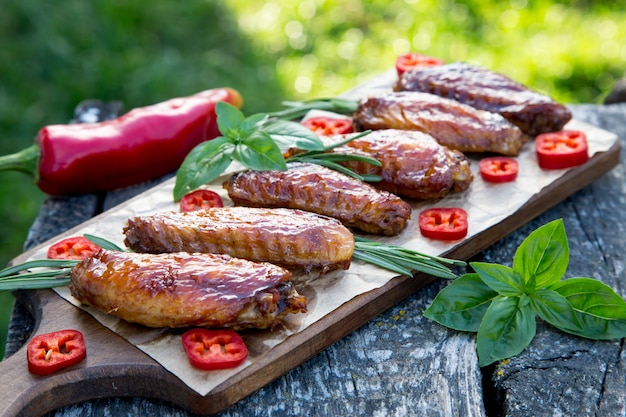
[2,103,625,417]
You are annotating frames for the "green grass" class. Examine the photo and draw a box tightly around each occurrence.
[1,0,624,359]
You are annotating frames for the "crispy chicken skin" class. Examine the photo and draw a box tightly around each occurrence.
[395,62,572,136]
[226,162,412,236]
[70,249,307,330]
[353,91,527,156]
[123,207,355,273]
[329,129,473,200]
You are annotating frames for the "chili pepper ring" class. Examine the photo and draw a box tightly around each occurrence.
[27,329,87,375]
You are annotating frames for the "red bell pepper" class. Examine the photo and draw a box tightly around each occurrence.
[27,329,87,376]
[182,328,248,371]
[419,207,469,241]
[0,87,243,195]
[47,236,101,260]
[179,189,224,212]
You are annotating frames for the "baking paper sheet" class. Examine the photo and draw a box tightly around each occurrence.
[26,72,619,395]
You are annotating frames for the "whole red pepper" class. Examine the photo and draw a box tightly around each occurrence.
[0,87,242,195]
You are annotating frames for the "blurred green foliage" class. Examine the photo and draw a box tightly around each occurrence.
[1,0,624,358]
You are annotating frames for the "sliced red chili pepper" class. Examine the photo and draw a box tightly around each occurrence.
[301,116,354,136]
[179,189,224,212]
[182,329,248,371]
[47,236,101,260]
[27,329,87,376]
[535,130,589,170]
[395,52,445,76]
[419,208,468,241]
[478,157,519,183]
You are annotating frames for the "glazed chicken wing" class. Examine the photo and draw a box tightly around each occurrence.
[395,62,572,136]
[123,207,355,273]
[226,162,412,236]
[70,249,307,330]
[353,91,527,156]
[329,129,473,200]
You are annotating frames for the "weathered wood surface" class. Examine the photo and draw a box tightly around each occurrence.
[3,102,626,417]
[485,102,626,417]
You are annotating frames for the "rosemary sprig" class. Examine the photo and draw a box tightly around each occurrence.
[352,236,465,279]
[0,258,78,278]
[267,98,360,121]
[0,259,77,291]
[0,234,124,293]
[286,130,382,182]
[83,233,127,252]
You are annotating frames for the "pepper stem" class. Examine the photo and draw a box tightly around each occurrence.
[0,144,40,178]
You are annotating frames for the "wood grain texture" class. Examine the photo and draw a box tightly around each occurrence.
[2,104,624,417]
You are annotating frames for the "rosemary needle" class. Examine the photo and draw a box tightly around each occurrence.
[267,98,360,121]
[0,261,76,292]
[352,236,465,279]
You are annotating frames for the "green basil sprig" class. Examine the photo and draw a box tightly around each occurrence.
[174,102,381,201]
[424,218,626,367]
[174,102,324,201]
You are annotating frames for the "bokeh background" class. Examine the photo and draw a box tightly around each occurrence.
[1,0,624,357]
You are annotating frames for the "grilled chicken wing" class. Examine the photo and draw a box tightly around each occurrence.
[329,129,473,200]
[70,249,307,330]
[123,207,355,273]
[353,91,527,156]
[226,162,412,236]
[395,62,572,136]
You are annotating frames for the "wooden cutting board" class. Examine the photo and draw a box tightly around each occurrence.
[0,132,620,417]
[0,135,620,417]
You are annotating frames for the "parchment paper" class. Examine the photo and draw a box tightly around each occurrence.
[26,72,619,395]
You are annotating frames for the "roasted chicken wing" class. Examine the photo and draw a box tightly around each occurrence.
[70,249,307,330]
[226,162,412,236]
[123,207,355,273]
[395,62,572,136]
[353,91,527,156]
[329,129,473,200]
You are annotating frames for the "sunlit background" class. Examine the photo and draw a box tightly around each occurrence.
[1,0,625,357]
[228,0,624,103]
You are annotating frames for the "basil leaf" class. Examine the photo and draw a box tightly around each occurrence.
[549,277,626,339]
[471,262,525,296]
[424,273,498,332]
[240,113,269,137]
[550,277,626,319]
[216,102,245,136]
[529,288,582,333]
[264,119,325,151]
[233,131,288,171]
[476,295,536,367]
[513,218,569,289]
[173,137,233,201]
